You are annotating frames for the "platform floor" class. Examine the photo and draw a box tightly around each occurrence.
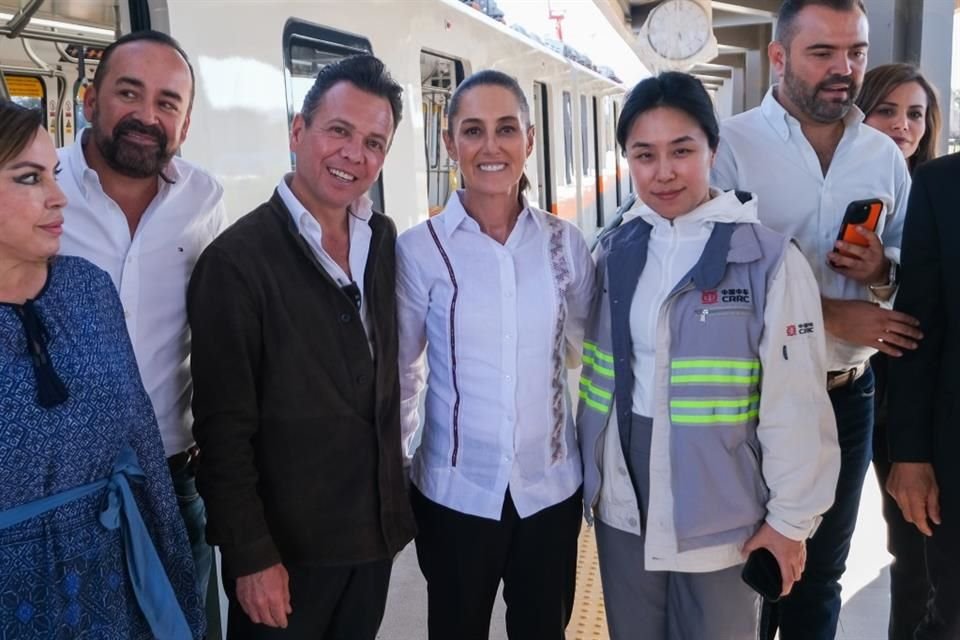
[377,468,895,640]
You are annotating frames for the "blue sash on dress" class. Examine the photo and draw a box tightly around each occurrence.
[0,445,192,639]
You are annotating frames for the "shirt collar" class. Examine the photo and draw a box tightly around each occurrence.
[627,188,755,235]
[440,190,537,236]
[761,85,866,142]
[277,173,373,234]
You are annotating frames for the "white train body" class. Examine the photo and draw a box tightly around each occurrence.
[1,0,635,236]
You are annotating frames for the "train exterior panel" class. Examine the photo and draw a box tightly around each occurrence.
[1,0,634,236]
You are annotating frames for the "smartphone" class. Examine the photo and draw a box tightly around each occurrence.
[836,199,884,251]
[741,547,783,602]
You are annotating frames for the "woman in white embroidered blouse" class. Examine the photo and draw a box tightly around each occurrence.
[396,70,595,639]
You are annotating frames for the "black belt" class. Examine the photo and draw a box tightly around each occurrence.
[826,363,868,392]
[166,445,200,473]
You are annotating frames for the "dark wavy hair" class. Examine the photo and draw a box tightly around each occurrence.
[0,101,44,166]
[301,54,403,131]
[856,63,941,173]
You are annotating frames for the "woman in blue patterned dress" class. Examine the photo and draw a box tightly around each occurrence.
[0,102,204,638]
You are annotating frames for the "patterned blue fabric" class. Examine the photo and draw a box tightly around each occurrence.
[0,256,204,639]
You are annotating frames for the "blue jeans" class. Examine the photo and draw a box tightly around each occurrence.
[170,459,222,640]
[761,367,875,640]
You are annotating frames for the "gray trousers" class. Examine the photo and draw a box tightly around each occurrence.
[594,413,760,640]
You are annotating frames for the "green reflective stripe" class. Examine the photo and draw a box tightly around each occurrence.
[583,341,615,363]
[671,359,759,370]
[583,356,615,378]
[670,394,760,409]
[671,374,760,384]
[671,409,760,424]
[579,391,609,413]
[579,377,613,400]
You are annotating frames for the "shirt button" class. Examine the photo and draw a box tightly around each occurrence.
[356,374,368,385]
[505,290,514,298]
[618,467,628,476]
[504,374,512,382]
[339,313,351,323]
[628,517,638,527]
[505,333,512,340]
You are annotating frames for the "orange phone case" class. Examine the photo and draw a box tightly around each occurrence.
[837,199,883,249]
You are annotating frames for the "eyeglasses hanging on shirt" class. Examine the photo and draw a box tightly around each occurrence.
[341,282,362,312]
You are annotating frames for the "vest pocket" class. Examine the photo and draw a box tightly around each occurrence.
[670,422,767,545]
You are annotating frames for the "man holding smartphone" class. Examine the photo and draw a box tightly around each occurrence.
[711,1,918,639]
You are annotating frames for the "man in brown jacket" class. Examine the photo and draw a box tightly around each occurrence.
[188,54,416,639]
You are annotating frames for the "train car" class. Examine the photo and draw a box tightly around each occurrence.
[0,0,634,237]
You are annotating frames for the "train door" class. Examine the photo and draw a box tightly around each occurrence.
[592,95,604,227]
[420,50,463,216]
[554,89,576,219]
[579,94,598,229]
[599,95,618,216]
[532,81,553,213]
[282,21,385,211]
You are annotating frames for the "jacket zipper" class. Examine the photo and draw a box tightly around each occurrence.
[695,307,751,322]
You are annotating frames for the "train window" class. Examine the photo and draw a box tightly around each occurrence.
[4,74,46,123]
[580,95,590,176]
[75,80,90,132]
[420,50,464,215]
[562,91,573,185]
[282,19,385,211]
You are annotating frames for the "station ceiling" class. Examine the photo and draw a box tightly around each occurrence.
[594,0,780,105]
[594,0,960,113]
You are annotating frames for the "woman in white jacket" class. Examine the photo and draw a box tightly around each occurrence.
[578,72,841,639]
[397,70,595,639]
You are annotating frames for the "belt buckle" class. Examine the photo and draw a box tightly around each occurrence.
[826,364,864,391]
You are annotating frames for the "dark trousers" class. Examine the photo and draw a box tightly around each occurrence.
[762,368,875,640]
[170,456,222,640]
[411,485,582,640]
[915,496,960,640]
[872,354,932,640]
[224,559,392,640]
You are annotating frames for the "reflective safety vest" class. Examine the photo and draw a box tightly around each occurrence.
[577,213,791,552]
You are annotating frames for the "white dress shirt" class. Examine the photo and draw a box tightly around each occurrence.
[628,189,751,417]
[712,86,911,370]
[58,132,229,457]
[397,191,595,520]
[276,174,374,352]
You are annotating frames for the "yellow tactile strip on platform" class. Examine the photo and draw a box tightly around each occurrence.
[567,523,610,639]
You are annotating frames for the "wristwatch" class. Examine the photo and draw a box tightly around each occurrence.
[868,259,899,298]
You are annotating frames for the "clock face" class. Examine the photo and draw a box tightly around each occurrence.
[647,0,711,61]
